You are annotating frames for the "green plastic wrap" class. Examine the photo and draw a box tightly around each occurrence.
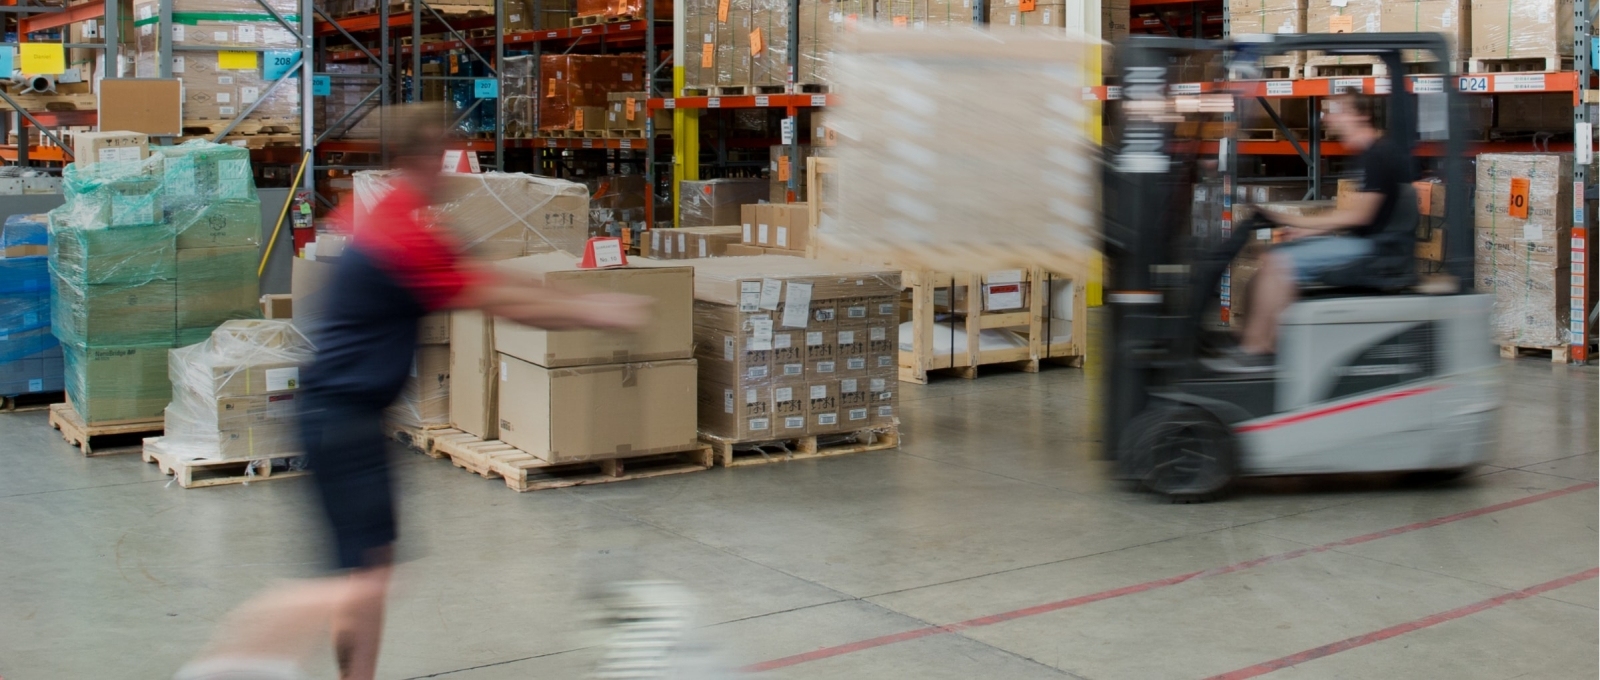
[177,246,262,346]
[154,140,259,203]
[64,342,174,423]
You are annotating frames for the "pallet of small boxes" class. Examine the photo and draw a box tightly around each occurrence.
[687,256,900,467]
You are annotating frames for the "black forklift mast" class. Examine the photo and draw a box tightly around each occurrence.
[1099,33,1475,461]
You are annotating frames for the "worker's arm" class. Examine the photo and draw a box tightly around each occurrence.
[453,267,651,331]
[1260,191,1383,238]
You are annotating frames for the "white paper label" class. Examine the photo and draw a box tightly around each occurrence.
[849,408,868,421]
[590,239,625,267]
[662,236,674,255]
[870,378,887,392]
[758,222,770,244]
[759,278,783,310]
[782,363,803,376]
[878,355,894,368]
[776,387,794,401]
[677,233,686,254]
[724,389,735,413]
[1412,77,1443,94]
[838,330,856,344]
[1525,225,1543,241]
[264,367,300,391]
[749,317,774,350]
[500,361,509,381]
[870,327,887,341]
[750,417,770,431]
[1493,74,1546,92]
[785,416,805,429]
[723,336,735,360]
[776,226,789,248]
[782,282,813,328]
[739,281,762,312]
[847,305,867,319]
[748,365,769,379]
[241,86,259,103]
[218,75,234,85]
[237,25,256,42]
[841,378,858,393]
[217,92,232,103]
[817,413,838,426]
[97,146,141,163]
[172,25,185,41]
[699,240,708,258]
[265,28,291,44]
[742,223,752,241]
[807,331,825,346]
[172,56,186,73]
[214,30,231,41]
[878,302,895,316]
[816,361,835,374]
[1266,80,1293,96]
[810,385,828,399]
[1331,78,1363,94]
[847,357,867,370]
[774,333,792,349]
[877,406,893,417]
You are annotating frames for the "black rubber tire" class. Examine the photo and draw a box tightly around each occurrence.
[1119,404,1238,503]
[1399,467,1476,487]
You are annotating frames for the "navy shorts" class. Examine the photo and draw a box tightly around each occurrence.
[1274,236,1374,286]
[299,395,396,571]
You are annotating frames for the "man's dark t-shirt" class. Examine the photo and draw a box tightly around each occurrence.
[1355,135,1416,236]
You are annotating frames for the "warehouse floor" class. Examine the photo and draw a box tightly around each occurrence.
[2,345,1596,679]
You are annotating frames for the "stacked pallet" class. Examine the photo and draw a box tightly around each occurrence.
[1474,153,1579,361]
[0,215,62,408]
[131,0,303,137]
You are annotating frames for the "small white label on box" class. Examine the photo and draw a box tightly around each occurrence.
[841,378,858,392]
[219,106,236,115]
[724,389,735,413]
[870,327,887,341]
[1525,225,1543,241]
[877,355,894,368]
[744,389,757,403]
[264,367,300,391]
[816,361,835,374]
[757,222,770,244]
[241,86,260,103]
[750,317,774,350]
[677,233,686,253]
[870,378,887,392]
[785,416,805,429]
[776,226,788,248]
[739,281,761,312]
[807,332,824,346]
[878,405,893,417]
[214,30,231,41]
[817,413,838,426]
[847,305,867,318]
[759,278,783,310]
[172,56,186,73]
[783,363,803,376]
[751,417,770,431]
[847,357,866,370]
[849,408,868,421]
[723,336,735,360]
[265,28,290,44]
[218,75,234,85]
[810,385,828,399]
[775,387,793,401]
[782,282,812,328]
[815,308,835,322]
[217,92,233,104]
[774,333,792,349]
[699,241,708,258]
[500,361,509,381]
[98,147,141,163]
[742,223,752,241]
[838,330,856,345]
[172,24,185,41]
[237,25,256,42]
[749,365,770,379]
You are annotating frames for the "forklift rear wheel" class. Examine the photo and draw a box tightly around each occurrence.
[1123,405,1238,503]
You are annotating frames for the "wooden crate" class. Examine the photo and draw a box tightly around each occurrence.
[899,268,1087,384]
[47,403,163,456]
[428,429,712,492]
[141,437,309,489]
[702,426,899,468]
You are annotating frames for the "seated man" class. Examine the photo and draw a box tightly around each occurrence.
[1214,93,1415,372]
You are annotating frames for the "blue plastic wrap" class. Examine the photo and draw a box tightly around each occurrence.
[0,326,59,364]
[0,294,48,334]
[3,214,47,249]
[0,255,48,295]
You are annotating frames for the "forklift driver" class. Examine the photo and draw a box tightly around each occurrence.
[1212,92,1416,372]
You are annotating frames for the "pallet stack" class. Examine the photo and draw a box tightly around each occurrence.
[0,214,62,407]
[530,55,647,137]
[1474,153,1577,360]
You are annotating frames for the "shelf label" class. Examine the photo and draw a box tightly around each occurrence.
[1265,80,1293,96]
[1412,77,1443,93]
[708,97,721,108]
[312,74,331,96]
[1493,73,1545,92]
[622,139,635,149]
[1170,83,1202,95]
[1081,86,1096,100]
[664,98,676,109]
[1106,85,1122,100]
[1457,75,1488,92]
[474,78,498,98]
[618,23,631,29]
[755,95,769,107]
[582,138,594,148]
[811,94,827,107]
[581,27,594,35]
[19,43,63,75]
[547,138,558,147]
[263,50,299,80]
[1330,78,1363,94]
[1372,77,1391,94]
[781,117,796,145]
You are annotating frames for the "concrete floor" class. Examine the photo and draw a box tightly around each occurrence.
[1,356,1595,679]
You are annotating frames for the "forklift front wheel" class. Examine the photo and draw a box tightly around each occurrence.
[1122,405,1238,503]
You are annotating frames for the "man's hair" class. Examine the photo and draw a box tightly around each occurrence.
[381,102,450,161]
[1333,93,1383,125]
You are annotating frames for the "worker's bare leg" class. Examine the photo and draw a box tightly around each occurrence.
[331,564,394,680]
[1241,253,1296,354]
[181,578,349,676]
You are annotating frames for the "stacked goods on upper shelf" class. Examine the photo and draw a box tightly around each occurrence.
[587,174,650,241]
[687,256,899,441]
[327,0,492,18]
[505,0,576,30]
[487,254,699,462]
[1228,0,1305,74]
[822,29,1099,274]
[319,63,382,140]
[49,138,263,424]
[538,55,646,134]
[576,0,669,21]
[684,0,875,92]
[157,320,312,461]
[131,0,302,131]
[1470,0,1573,71]
[680,178,768,226]
[1474,153,1574,350]
[1381,0,1469,67]
[0,215,62,398]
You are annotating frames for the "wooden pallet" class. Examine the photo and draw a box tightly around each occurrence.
[179,133,302,149]
[390,423,452,459]
[899,268,1089,384]
[2,390,63,413]
[710,86,752,96]
[1303,59,1388,79]
[680,88,710,96]
[1501,344,1572,363]
[797,83,831,94]
[703,426,899,468]
[1261,63,1303,80]
[569,13,605,26]
[1238,128,1308,142]
[47,403,163,456]
[181,120,300,136]
[0,92,95,112]
[1468,56,1574,73]
[141,437,309,489]
[428,429,712,492]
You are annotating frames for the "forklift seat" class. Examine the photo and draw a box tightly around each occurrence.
[1299,184,1421,297]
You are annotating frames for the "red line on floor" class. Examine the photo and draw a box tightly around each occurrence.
[1234,385,1439,434]
[1203,567,1600,680]
[740,481,1598,673]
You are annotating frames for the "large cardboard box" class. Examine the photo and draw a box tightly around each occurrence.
[493,254,695,367]
[64,342,173,423]
[681,179,769,227]
[1470,0,1573,63]
[173,200,261,250]
[388,344,450,428]
[52,276,177,347]
[496,354,699,463]
[1380,0,1469,64]
[1474,153,1573,347]
[73,131,149,167]
[435,172,591,260]
[449,310,498,439]
[176,246,260,345]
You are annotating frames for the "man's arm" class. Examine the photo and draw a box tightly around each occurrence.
[1260,191,1383,236]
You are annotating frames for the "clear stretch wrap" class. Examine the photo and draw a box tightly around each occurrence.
[1470,0,1575,62]
[823,29,1100,274]
[3,214,48,255]
[162,319,313,461]
[354,170,590,260]
[385,345,450,429]
[158,140,264,346]
[503,55,538,138]
[1474,153,1574,348]
[685,256,900,440]
[679,178,768,227]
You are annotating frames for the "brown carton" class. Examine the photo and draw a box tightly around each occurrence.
[449,310,498,439]
[1470,0,1573,63]
[73,131,149,167]
[493,254,694,367]
[699,378,774,440]
[496,354,699,463]
[1474,153,1573,347]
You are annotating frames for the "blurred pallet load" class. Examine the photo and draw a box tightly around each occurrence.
[1474,153,1578,362]
[0,215,63,411]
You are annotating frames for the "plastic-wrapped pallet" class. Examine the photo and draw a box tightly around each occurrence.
[160,319,312,461]
[822,29,1099,274]
[1474,153,1574,348]
[155,141,263,345]
[0,235,61,397]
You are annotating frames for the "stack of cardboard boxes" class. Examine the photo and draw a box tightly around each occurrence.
[643,226,744,259]
[0,215,62,398]
[1474,153,1575,349]
[684,0,877,92]
[158,319,312,460]
[689,257,899,441]
[537,55,646,134]
[386,314,452,429]
[679,178,768,226]
[733,202,812,256]
[319,63,383,139]
[1469,0,1574,70]
[450,254,700,464]
[50,134,261,424]
[132,0,302,130]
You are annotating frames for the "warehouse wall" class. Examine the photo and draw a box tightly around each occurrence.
[0,188,293,296]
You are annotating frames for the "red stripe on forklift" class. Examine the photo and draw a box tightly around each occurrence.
[1203,567,1600,680]
[740,481,1598,673]
[1233,385,1441,434]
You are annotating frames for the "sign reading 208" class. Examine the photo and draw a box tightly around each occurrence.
[264,50,300,81]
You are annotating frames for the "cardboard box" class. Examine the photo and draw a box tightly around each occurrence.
[260,294,293,319]
[683,255,901,306]
[419,312,450,345]
[174,200,261,250]
[64,342,173,423]
[768,202,812,252]
[73,131,149,167]
[698,379,773,440]
[449,310,498,439]
[723,243,768,256]
[496,354,698,463]
[96,80,183,136]
[1471,0,1573,62]
[682,179,769,227]
[693,303,774,384]
[493,254,694,367]
[434,172,590,260]
[52,277,177,347]
[1474,153,1573,347]
[176,246,259,343]
[388,344,450,428]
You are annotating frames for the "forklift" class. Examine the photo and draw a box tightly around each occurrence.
[1102,34,1500,501]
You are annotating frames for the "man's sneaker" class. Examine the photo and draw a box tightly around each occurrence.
[1202,348,1276,374]
[174,659,306,680]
